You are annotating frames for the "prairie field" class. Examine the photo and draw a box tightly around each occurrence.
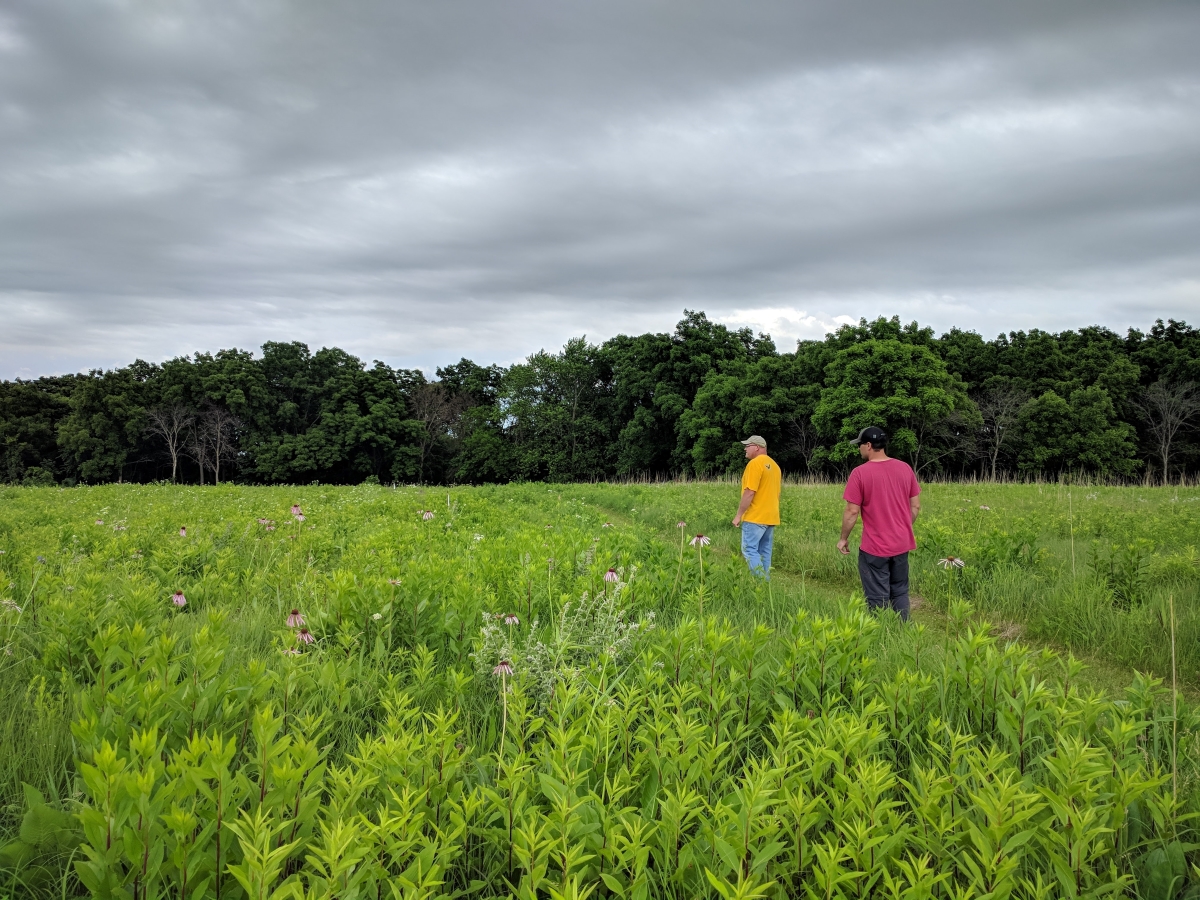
[0,481,1198,900]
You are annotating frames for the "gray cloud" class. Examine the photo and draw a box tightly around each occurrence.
[1,1,1198,378]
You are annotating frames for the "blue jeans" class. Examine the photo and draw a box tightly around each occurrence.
[740,523,775,577]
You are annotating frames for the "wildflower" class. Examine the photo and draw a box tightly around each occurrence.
[172,590,187,607]
[422,511,435,521]
[295,513,306,522]
[473,533,484,541]
[545,524,552,529]
[677,521,686,528]
[265,525,276,532]
[938,557,966,569]
[179,526,187,537]
[504,614,520,625]
[291,505,302,516]
[1,600,21,614]
[287,609,305,627]
[95,519,104,525]
[283,647,301,656]
[690,534,710,547]
[388,578,402,586]
[493,659,514,677]
[295,627,315,644]
[602,522,613,528]
[979,505,990,510]
[372,613,383,621]
[604,568,619,583]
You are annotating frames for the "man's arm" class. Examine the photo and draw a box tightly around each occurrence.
[732,488,755,526]
[837,501,860,554]
[910,495,920,522]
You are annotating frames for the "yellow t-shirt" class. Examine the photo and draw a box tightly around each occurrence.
[741,454,781,525]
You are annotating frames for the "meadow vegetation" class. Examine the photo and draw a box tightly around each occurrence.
[0,481,1197,900]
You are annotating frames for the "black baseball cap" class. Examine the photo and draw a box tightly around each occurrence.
[853,426,887,445]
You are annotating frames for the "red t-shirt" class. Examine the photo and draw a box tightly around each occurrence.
[843,458,920,557]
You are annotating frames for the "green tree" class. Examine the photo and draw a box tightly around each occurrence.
[812,339,976,471]
[1016,386,1139,477]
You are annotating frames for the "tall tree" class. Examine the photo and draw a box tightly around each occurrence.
[144,403,194,483]
[974,386,1029,480]
[1139,380,1200,483]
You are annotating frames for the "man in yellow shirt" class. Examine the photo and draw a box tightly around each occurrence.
[731,435,781,576]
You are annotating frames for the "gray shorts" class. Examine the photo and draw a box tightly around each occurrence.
[857,550,910,621]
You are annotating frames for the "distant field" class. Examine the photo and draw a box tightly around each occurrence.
[0,482,1197,899]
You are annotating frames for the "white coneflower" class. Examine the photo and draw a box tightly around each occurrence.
[422,510,435,521]
[287,609,305,627]
[171,591,187,607]
[493,659,514,677]
[938,557,966,569]
[690,534,710,547]
[504,614,520,626]
[604,568,619,583]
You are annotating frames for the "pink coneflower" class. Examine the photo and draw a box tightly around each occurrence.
[493,659,513,677]
[179,526,187,537]
[604,568,619,583]
[295,513,306,522]
[291,505,302,516]
[388,578,402,586]
[422,510,435,521]
[690,534,710,547]
[265,525,276,532]
[95,519,104,525]
[171,591,186,607]
[938,557,966,569]
[504,614,520,626]
[602,522,613,528]
[677,521,686,528]
[287,609,305,627]
[295,627,315,644]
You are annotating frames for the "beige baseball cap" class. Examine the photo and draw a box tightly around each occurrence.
[740,435,767,448]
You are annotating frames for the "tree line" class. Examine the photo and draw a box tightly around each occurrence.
[3,313,1199,486]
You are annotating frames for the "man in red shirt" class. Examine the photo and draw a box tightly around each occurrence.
[837,426,921,621]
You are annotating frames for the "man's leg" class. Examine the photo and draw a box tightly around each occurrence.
[888,552,911,621]
[741,523,765,574]
[857,550,890,613]
[758,525,775,577]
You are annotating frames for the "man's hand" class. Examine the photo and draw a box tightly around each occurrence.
[838,501,860,554]
[733,488,754,527]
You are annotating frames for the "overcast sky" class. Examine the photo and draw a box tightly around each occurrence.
[2,1,1198,379]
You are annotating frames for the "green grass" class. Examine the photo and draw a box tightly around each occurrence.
[0,481,1197,900]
